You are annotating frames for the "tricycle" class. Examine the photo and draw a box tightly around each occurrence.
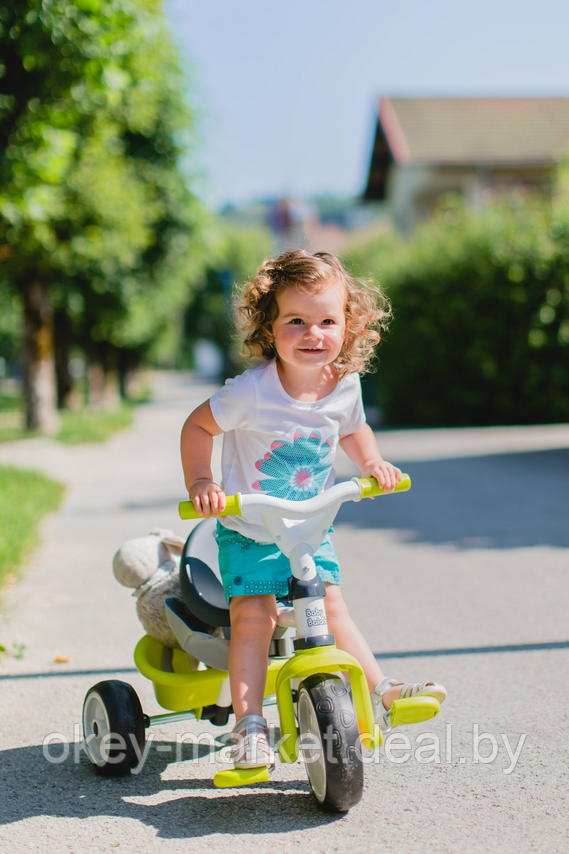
[82,474,441,812]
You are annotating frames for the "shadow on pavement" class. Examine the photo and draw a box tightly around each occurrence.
[374,639,569,659]
[337,448,569,549]
[0,668,138,682]
[3,640,568,683]
[0,742,339,838]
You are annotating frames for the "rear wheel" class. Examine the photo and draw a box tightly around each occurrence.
[297,674,364,812]
[82,680,146,777]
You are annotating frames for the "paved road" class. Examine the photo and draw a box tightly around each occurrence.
[1,372,568,854]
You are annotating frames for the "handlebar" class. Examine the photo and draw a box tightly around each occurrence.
[179,474,411,521]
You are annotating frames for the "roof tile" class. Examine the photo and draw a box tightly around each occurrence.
[379,98,569,165]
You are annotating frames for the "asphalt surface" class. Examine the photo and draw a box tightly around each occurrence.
[1,372,568,854]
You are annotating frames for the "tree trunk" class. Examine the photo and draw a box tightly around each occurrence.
[117,348,136,400]
[53,305,73,410]
[87,341,122,408]
[87,358,105,408]
[102,344,121,408]
[22,278,58,434]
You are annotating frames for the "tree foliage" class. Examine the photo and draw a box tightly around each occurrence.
[0,0,205,426]
[347,191,569,427]
[183,221,272,376]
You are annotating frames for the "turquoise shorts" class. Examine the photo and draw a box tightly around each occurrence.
[215,521,342,602]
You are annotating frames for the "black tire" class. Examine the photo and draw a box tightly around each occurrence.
[82,680,146,777]
[297,673,364,813]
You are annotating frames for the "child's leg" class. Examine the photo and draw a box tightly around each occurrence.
[324,583,427,710]
[323,583,384,693]
[324,584,446,711]
[228,594,277,721]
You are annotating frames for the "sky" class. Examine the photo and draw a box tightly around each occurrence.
[165,0,569,208]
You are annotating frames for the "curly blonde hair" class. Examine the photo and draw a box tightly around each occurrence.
[235,249,391,377]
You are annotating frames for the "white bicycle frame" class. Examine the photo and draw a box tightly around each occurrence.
[179,474,410,652]
[240,478,363,641]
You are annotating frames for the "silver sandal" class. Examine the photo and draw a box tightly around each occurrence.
[229,714,275,769]
[371,676,447,729]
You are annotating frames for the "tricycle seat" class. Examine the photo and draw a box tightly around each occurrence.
[180,518,295,631]
[181,520,231,628]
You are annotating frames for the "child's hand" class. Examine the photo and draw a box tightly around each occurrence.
[189,479,226,518]
[361,460,402,494]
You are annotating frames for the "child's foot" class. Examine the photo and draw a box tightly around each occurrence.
[230,714,275,769]
[371,677,447,728]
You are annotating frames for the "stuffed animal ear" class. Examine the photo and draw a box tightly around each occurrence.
[149,528,175,539]
[161,535,186,557]
[113,535,163,588]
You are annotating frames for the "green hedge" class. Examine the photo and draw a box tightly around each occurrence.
[347,195,569,426]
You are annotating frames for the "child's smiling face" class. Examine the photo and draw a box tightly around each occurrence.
[271,281,346,372]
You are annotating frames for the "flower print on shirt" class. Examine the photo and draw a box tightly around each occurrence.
[252,429,334,500]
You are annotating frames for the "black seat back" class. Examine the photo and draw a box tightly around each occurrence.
[180,535,231,628]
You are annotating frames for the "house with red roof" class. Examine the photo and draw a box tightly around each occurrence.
[364,98,569,230]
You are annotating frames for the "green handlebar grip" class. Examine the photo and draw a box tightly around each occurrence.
[178,493,242,520]
[356,473,411,498]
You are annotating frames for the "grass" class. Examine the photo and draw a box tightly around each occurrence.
[0,464,64,595]
[56,403,134,445]
[0,394,23,413]
[0,426,28,443]
[0,399,132,621]
[0,402,134,445]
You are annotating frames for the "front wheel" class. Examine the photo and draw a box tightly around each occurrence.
[297,674,364,812]
[82,680,146,777]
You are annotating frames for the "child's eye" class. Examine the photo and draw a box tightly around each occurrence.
[322,319,335,325]
[290,318,304,325]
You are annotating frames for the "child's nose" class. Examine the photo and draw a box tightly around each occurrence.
[305,324,323,338]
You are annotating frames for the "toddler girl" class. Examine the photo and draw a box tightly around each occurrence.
[181,250,446,769]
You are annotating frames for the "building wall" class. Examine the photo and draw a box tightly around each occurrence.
[388,163,555,231]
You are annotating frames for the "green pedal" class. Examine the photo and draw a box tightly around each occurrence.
[390,696,440,727]
[214,766,270,788]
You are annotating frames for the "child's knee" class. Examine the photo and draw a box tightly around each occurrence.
[324,584,348,622]
[230,595,277,635]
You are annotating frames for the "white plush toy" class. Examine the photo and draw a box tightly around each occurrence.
[112,528,186,649]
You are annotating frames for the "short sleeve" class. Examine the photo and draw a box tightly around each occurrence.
[339,373,367,435]
[209,370,256,432]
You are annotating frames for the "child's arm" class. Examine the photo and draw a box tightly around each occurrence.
[181,400,226,517]
[339,424,402,492]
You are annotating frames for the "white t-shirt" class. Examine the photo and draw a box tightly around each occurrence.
[209,359,366,541]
